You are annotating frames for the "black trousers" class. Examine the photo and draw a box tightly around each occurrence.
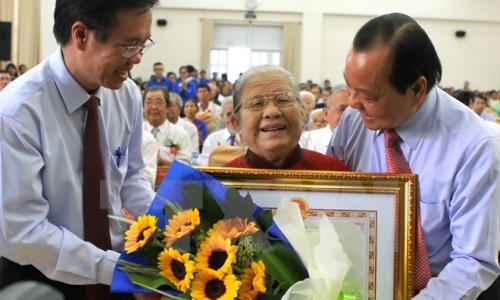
[0,257,135,300]
[478,274,500,300]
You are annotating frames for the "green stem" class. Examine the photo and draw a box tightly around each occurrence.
[232,265,243,275]
[151,238,165,249]
[273,282,285,295]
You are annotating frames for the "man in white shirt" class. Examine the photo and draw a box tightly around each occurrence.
[199,97,240,166]
[168,92,200,154]
[301,84,348,154]
[142,87,191,166]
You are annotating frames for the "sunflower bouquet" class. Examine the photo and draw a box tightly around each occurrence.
[110,162,357,300]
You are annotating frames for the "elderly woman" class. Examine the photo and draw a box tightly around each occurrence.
[223,65,349,170]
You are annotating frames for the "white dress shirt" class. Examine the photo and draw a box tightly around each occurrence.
[300,126,332,154]
[143,120,191,165]
[142,129,158,189]
[172,117,200,154]
[0,48,155,286]
[199,128,240,166]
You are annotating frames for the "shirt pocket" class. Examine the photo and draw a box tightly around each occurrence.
[108,146,128,179]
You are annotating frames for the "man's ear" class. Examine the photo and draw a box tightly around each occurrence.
[322,107,329,119]
[71,21,91,51]
[410,76,427,106]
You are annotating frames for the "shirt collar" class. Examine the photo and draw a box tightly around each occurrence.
[50,47,101,114]
[376,87,437,150]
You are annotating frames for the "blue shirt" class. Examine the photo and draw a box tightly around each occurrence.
[0,48,155,286]
[146,76,174,92]
[330,87,500,299]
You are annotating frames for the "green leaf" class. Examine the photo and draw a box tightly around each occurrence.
[256,293,282,300]
[126,272,176,290]
[182,183,224,231]
[256,209,273,232]
[223,188,254,220]
[258,242,308,291]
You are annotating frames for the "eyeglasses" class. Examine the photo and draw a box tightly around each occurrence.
[97,31,155,58]
[144,100,166,107]
[234,91,297,114]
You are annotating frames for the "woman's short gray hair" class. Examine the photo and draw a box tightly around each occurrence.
[232,65,306,120]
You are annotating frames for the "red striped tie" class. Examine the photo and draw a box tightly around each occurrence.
[82,96,112,299]
[385,129,432,292]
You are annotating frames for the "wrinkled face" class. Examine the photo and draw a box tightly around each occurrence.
[78,8,152,91]
[308,111,327,130]
[0,72,11,91]
[168,95,181,120]
[233,72,304,164]
[344,47,425,130]
[472,97,487,115]
[324,90,348,130]
[184,100,198,119]
[301,94,315,113]
[153,64,164,78]
[144,90,168,127]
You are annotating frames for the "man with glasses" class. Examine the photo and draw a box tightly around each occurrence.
[0,1,159,300]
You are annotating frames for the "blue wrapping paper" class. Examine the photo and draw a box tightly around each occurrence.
[110,161,290,294]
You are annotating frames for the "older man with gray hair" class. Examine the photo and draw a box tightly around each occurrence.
[300,84,348,153]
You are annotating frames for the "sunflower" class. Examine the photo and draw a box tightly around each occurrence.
[207,217,259,240]
[164,208,200,247]
[124,215,158,253]
[190,269,241,300]
[195,235,238,277]
[158,247,195,292]
[239,260,267,300]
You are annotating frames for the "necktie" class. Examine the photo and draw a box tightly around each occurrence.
[229,134,236,146]
[384,129,431,292]
[82,96,112,300]
[151,127,159,139]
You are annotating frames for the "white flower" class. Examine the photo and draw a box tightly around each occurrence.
[274,199,351,300]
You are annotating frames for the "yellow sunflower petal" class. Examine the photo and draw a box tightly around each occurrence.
[190,270,241,300]
[195,235,238,278]
[240,260,267,300]
[124,215,158,254]
[158,248,195,292]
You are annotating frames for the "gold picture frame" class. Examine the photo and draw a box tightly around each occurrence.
[155,167,417,299]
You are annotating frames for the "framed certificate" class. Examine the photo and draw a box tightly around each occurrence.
[191,167,418,300]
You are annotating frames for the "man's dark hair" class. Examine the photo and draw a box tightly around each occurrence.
[153,62,163,67]
[352,12,441,94]
[197,84,210,93]
[53,0,159,46]
[473,94,487,103]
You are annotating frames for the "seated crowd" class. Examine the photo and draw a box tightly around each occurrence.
[133,60,500,187]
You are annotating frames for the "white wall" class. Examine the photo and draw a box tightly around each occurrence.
[40,0,500,90]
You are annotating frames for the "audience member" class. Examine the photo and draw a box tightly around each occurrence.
[329,13,500,298]
[195,84,222,134]
[471,94,496,121]
[183,98,208,148]
[0,70,12,92]
[199,97,241,166]
[299,90,315,129]
[5,63,18,81]
[307,108,327,130]
[146,62,174,92]
[176,66,197,102]
[301,84,348,154]
[168,92,200,154]
[223,65,350,171]
[142,87,191,166]
[18,64,28,75]
[0,0,159,299]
